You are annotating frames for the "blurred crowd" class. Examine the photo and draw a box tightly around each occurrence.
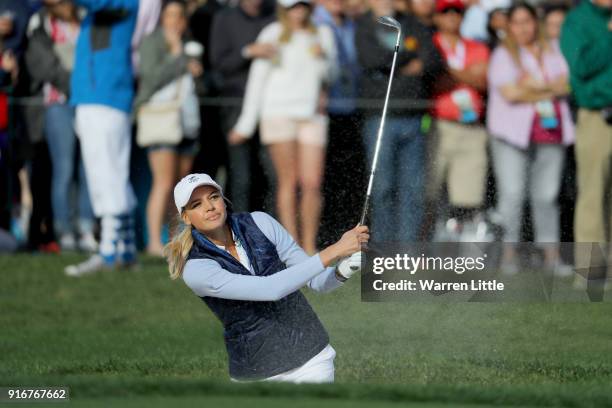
[0,0,610,276]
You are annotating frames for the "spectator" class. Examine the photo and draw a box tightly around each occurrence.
[188,0,222,72]
[0,0,29,176]
[487,2,574,274]
[0,37,17,88]
[312,0,364,246]
[65,0,139,276]
[25,0,97,252]
[461,0,510,43]
[356,0,442,242]
[135,0,203,257]
[346,0,367,18]
[0,1,31,251]
[0,0,18,114]
[408,0,436,33]
[0,0,30,56]
[0,6,18,238]
[486,7,508,50]
[543,4,567,42]
[560,0,611,276]
[188,0,224,180]
[209,0,275,212]
[429,0,489,232]
[4,1,60,253]
[230,0,337,254]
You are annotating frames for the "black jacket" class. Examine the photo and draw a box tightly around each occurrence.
[355,12,443,116]
[25,9,72,98]
[22,9,75,144]
[208,5,275,97]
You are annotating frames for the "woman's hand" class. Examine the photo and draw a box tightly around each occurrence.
[245,43,277,59]
[549,75,569,97]
[228,130,249,146]
[310,43,325,58]
[500,74,555,103]
[400,58,423,76]
[1,50,18,82]
[187,60,204,78]
[319,225,369,267]
[519,74,546,91]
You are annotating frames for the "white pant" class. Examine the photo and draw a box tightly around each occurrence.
[75,105,137,216]
[231,344,336,384]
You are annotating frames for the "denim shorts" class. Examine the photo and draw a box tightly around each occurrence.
[147,137,199,156]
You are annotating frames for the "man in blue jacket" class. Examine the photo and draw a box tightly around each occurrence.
[65,0,139,276]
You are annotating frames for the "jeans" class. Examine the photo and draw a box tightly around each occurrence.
[44,104,94,236]
[362,115,425,242]
[491,138,565,242]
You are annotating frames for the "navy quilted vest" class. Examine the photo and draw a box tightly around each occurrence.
[187,212,329,380]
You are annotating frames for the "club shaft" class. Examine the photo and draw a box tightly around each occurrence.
[359,30,402,226]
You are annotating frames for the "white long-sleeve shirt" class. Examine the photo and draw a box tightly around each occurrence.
[183,212,344,302]
[233,22,338,137]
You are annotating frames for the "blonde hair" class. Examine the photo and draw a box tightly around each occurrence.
[163,217,194,280]
[276,4,316,43]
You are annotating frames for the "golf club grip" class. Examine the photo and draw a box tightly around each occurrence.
[350,197,371,271]
[359,195,370,227]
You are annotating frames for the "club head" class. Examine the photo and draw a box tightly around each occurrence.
[377,15,401,31]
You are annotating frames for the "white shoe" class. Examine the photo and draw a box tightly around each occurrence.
[78,232,98,253]
[65,254,111,277]
[552,262,574,279]
[59,234,77,251]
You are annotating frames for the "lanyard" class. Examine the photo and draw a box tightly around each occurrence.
[439,37,466,70]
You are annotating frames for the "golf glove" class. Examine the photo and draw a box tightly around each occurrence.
[337,251,363,280]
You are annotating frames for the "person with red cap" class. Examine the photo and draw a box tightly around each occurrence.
[427,0,490,235]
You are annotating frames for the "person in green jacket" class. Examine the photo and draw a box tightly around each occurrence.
[560,0,612,283]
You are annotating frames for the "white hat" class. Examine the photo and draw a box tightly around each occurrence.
[277,0,311,8]
[174,173,223,214]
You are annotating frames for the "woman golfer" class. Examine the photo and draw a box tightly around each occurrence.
[165,173,367,383]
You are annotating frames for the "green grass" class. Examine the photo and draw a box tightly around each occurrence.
[1,254,612,407]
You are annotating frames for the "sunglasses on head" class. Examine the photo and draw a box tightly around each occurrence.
[441,7,464,14]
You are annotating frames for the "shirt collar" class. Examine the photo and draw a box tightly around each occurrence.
[215,229,240,251]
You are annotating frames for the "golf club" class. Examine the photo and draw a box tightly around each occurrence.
[359,15,402,227]
[351,16,401,271]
